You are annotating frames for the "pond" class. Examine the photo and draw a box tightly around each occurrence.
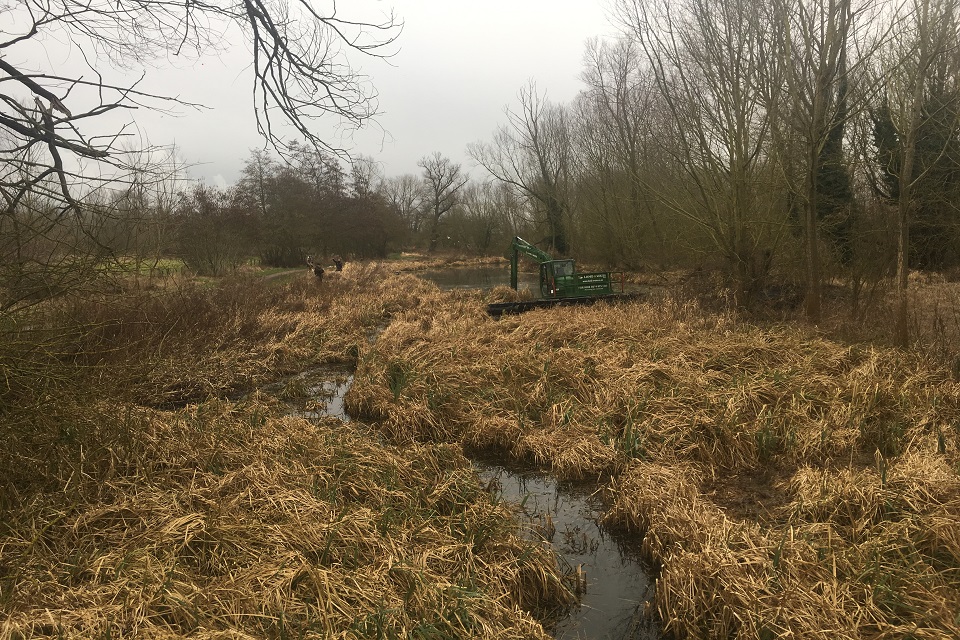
[417,265,540,292]
[417,265,647,301]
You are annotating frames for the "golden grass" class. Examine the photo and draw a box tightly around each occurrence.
[0,265,578,638]
[345,281,960,638]
[0,398,574,638]
[604,458,960,639]
[70,262,435,406]
[4,263,960,639]
[0,263,439,495]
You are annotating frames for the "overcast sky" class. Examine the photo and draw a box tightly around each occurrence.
[126,1,619,187]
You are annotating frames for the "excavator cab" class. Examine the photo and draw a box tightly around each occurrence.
[539,259,576,298]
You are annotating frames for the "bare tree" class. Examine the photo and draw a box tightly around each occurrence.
[103,144,187,276]
[418,153,468,253]
[616,0,784,304]
[769,0,895,321]
[872,0,960,345]
[574,37,665,266]
[469,81,573,254]
[2,0,399,214]
[350,155,384,199]
[288,140,347,202]
[381,173,427,236]
[455,180,519,254]
[174,184,248,275]
[773,0,854,321]
[0,0,399,311]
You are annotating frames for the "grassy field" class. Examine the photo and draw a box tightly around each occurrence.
[1,261,958,638]
[0,264,574,639]
[345,280,960,639]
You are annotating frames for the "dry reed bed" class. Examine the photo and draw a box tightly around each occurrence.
[388,254,507,273]
[0,398,574,638]
[2,267,578,638]
[903,273,960,358]
[94,263,438,406]
[1,264,437,497]
[346,285,960,639]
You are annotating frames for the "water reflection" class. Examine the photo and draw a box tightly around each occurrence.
[476,461,661,640]
[417,265,648,301]
[264,367,354,422]
[417,265,539,291]
[271,357,662,639]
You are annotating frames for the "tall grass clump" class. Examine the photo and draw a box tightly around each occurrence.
[347,283,960,638]
[0,399,574,638]
[0,265,577,638]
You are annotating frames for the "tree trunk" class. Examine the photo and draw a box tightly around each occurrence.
[896,109,921,348]
[428,214,440,253]
[805,144,823,322]
[545,196,568,254]
[895,0,936,348]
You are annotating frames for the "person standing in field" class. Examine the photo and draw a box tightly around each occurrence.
[333,256,344,272]
[307,255,324,280]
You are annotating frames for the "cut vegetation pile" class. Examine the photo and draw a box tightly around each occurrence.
[346,283,960,639]
[0,266,575,638]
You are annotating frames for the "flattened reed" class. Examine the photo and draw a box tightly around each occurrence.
[0,264,436,494]
[348,282,960,638]
[5,265,960,639]
[1,398,573,638]
[0,266,577,638]
[83,262,436,406]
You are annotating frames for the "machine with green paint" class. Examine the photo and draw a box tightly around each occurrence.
[509,236,616,298]
[489,236,636,316]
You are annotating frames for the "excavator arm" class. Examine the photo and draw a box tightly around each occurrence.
[512,236,553,263]
[510,236,554,290]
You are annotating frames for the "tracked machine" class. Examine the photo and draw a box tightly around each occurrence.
[487,236,640,317]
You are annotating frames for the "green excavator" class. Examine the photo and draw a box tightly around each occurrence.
[487,236,636,317]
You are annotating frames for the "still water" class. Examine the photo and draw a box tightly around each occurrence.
[272,365,662,639]
[412,267,660,637]
[264,367,354,422]
[417,265,644,299]
[475,460,660,640]
[417,265,539,291]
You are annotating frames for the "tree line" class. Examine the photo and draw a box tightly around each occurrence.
[3,0,959,347]
[460,0,960,345]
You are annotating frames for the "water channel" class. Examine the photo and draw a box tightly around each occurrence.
[474,460,659,639]
[272,267,661,639]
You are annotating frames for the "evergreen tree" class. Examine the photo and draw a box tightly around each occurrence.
[817,95,856,264]
[871,85,960,270]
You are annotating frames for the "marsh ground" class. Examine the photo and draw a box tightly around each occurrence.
[1,260,958,639]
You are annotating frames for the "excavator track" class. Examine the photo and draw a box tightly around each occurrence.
[487,292,644,318]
